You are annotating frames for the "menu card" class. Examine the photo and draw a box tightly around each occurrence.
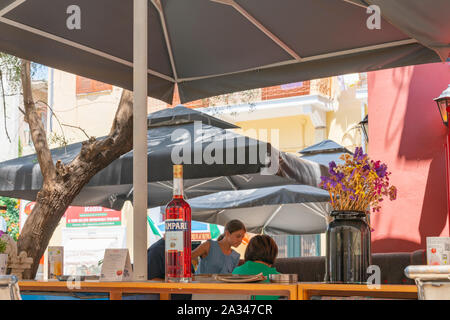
[100,249,133,281]
[427,237,450,265]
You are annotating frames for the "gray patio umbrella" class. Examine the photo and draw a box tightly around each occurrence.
[299,140,353,167]
[147,105,239,129]
[0,0,446,104]
[0,114,328,210]
[184,184,332,235]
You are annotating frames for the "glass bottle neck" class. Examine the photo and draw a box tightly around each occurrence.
[173,177,184,198]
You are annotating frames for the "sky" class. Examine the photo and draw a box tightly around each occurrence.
[31,63,48,81]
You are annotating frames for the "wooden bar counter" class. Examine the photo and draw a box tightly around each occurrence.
[18,280,298,300]
[297,283,418,300]
[18,281,417,300]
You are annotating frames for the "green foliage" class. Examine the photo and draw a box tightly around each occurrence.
[0,52,22,94]
[0,53,45,90]
[48,132,70,148]
[0,197,20,241]
[18,136,22,157]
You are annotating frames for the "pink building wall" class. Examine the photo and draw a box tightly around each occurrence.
[368,62,450,253]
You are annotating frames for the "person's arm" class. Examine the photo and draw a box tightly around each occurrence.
[191,240,211,261]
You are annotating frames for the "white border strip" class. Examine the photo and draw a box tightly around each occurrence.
[0,16,176,83]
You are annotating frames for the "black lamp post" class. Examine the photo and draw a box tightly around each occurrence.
[434,85,450,126]
[359,114,368,143]
[434,85,450,234]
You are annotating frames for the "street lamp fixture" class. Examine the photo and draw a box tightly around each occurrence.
[435,85,450,236]
[359,114,368,143]
[434,85,450,126]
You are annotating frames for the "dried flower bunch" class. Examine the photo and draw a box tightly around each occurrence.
[320,147,397,214]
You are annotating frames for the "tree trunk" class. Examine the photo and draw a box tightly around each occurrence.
[17,60,134,279]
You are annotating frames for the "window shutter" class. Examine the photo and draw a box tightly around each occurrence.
[76,76,112,94]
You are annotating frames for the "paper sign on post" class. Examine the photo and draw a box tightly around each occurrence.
[100,249,133,281]
[48,246,64,279]
[427,237,450,265]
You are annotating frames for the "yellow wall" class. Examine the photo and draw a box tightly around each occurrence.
[50,69,167,147]
[234,115,315,154]
[326,86,365,152]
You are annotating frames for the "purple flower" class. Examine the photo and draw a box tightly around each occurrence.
[354,147,367,162]
[375,164,387,178]
[328,161,337,175]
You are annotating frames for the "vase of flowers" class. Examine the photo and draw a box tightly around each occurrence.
[320,147,397,283]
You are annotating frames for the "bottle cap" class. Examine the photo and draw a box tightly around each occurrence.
[173,165,183,178]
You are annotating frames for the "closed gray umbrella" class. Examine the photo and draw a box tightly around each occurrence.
[147,105,239,129]
[299,139,353,167]
[0,121,328,210]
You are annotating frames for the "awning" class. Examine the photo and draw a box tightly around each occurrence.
[0,0,446,103]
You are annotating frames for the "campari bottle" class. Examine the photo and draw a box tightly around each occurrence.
[165,164,192,282]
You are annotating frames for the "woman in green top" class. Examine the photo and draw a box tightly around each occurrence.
[232,234,280,300]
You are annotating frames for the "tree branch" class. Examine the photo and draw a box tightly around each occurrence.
[20,59,55,183]
[61,123,90,139]
[34,99,68,148]
[0,70,11,143]
[77,89,133,163]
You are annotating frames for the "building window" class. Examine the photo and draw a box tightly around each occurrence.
[273,234,321,258]
[76,76,112,95]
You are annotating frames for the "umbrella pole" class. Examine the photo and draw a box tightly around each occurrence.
[132,0,148,281]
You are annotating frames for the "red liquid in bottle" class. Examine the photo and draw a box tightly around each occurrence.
[165,165,192,282]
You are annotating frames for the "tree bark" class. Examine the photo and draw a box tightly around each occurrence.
[17,60,134,279]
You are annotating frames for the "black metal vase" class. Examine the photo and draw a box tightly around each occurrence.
[325,210,371,283]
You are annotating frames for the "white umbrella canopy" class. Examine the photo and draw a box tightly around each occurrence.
[191,202,331,236]
[184,184,332,235]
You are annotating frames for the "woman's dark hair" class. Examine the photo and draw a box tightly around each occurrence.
[244,235,278,265]
[217,219,246,241]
